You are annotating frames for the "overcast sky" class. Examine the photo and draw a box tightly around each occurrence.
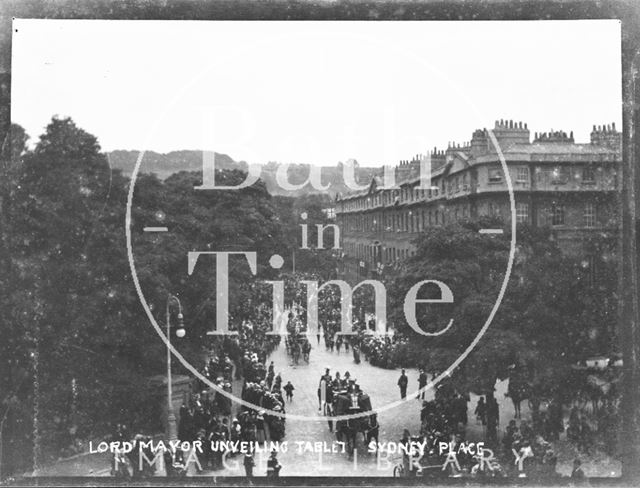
[12,19,621,167]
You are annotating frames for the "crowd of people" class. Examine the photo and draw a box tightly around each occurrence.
[567,399,618,456]
[107,279,296,477]
[360,335,396,368]
[107,272,620,479]
[317,368,362,413]
[501,417,558,478]
[419,380,471,444]
[171,327,294,475]
[390,372,598,480]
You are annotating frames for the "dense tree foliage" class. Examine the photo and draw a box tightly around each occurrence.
[0,117,336,475]
[384,219,617,397]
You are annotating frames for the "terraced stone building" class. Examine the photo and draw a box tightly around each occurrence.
[335,119,620,280]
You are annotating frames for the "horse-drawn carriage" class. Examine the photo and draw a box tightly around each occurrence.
[320,380,378,455]
[285,332,311,365]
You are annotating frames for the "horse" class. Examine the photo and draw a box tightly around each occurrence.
[365,413,379,446]
[332,393,377,456]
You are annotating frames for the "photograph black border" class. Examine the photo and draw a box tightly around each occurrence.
[0,0,639,486]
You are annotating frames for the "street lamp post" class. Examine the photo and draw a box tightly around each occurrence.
[166,294,185,441]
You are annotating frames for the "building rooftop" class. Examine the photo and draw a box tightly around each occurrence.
[503,142,617,155]
[335,119,620,200]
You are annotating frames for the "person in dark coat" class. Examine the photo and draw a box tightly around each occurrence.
[178,402,191,441]
[283,381,295,402]
[243,453,255,478]
[352,345,361,364]
[417,369,428,400]
[164,446,184,477]
[163,448,175,477]
[266,450,281,478]
[129,434,143,478]
[397,369,409,399]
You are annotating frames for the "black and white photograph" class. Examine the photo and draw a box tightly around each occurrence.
[1,1,640,486]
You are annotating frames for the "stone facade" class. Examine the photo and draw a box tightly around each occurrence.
[335,120,620,280]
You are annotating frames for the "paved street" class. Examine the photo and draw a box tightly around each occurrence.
[29,339,620,479]
[198,338,511,477]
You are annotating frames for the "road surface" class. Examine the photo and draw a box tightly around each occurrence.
[200,339,509,477]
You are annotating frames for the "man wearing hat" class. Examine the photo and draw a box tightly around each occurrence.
[398,369,409,399]
[283,380,295,402]
[243,452,255,478]
[347,376,356,394]
[418,369,428,400]
[231,418,242,443]
[321,367,331,384]
[318,368,331,411]
[266,449,282,478]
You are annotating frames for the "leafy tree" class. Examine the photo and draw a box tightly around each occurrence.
[0,123,35,476]
[1,117,302,469]
[385,219,617,397]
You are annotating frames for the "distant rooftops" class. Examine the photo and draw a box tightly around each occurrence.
[335,118,620,200]
[494,119,528,130]
[534,130,574,143]
[397,118,620,165]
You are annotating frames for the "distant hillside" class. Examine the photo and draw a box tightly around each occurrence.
[106,150,240,179]
[106,150,379,197]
